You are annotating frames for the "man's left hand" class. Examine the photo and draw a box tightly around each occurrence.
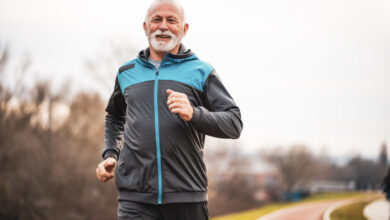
[167,89,194,121]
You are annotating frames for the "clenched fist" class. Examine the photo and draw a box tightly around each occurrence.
[166,89,194,121]
[96,157,117,183]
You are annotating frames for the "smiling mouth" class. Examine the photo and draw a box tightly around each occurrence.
[156,35,171,39]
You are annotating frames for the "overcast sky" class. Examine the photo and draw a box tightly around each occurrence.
[1,0,389,159]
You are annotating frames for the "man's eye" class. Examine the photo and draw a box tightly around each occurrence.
[168,19,177,23]
[152,18,161,22]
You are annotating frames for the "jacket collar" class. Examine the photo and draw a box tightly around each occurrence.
[138,44,194,62]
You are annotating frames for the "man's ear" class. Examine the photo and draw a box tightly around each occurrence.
[182,23,189,37]
[143,22,148,35]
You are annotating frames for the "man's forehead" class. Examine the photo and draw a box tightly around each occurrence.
[147,2,183,19]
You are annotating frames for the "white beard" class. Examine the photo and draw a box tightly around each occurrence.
[147,29,183,52]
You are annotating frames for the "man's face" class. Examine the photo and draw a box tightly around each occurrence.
[144,2,188,52]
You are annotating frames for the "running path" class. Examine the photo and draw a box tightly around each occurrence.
[364,199,389,220]
[257,200,350,220]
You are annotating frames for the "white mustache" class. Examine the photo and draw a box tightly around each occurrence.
[150,29,175,38]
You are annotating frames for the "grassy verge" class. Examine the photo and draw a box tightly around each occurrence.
[330,201,371,220]
[212,192,373,220]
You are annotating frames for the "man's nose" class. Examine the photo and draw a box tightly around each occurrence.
[159,19,168,31]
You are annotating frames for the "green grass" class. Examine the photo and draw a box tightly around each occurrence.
[330,201,370,220]
[300,192,364,203]
[212,192,372,220]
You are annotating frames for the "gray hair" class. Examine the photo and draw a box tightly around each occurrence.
[144,0,186,28]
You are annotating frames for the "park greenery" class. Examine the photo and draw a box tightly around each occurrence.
[330,201,371,220]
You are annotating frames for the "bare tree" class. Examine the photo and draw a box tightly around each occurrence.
[346,155,384,190]
[0,44,118,219]
[262,145,317,193]
[205,141,260,217]
[84,40,140,96]
[379,142,388,168]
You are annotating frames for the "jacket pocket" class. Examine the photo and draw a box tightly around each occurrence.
[115,148,140,191]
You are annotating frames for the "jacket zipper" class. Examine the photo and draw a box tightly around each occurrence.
[153,69,163,204]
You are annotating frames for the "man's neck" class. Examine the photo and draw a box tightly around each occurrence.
[149,44,181,61]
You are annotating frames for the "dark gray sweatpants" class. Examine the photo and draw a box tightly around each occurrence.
[118,200,209,220]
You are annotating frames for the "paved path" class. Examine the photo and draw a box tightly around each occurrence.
[364,199,389,220]
[257,200,349,220]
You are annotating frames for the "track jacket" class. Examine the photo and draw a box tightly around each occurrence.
[102,45,243,204]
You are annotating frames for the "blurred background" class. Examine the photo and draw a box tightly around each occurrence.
[0,0,389,219]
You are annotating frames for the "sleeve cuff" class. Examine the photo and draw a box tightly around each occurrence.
[189,106,202,125]
[102,150,118,161]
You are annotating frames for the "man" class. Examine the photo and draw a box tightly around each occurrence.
[96,0,243,219]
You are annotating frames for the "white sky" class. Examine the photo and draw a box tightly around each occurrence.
[1,0,390,159]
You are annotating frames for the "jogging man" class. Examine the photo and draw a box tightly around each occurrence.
[96,0,243,219]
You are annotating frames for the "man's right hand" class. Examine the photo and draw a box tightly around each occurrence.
[96,157,117,183]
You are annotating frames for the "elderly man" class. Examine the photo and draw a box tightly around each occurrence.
[96,0,243,219]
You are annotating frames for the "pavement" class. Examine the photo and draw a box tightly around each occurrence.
[364,199,390,220]
[256,200,350,220]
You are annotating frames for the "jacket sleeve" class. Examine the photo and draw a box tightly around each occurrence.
[101,76,126,160]
[189,70,243,139]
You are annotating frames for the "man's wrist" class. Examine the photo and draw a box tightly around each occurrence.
[106,156,117,161]
[188,105,194,121]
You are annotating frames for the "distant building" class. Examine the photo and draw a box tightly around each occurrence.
[303,180,355,193]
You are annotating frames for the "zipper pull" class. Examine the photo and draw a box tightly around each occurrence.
[156,71,159,76]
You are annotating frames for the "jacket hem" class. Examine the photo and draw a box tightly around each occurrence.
[118,190,208,204]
